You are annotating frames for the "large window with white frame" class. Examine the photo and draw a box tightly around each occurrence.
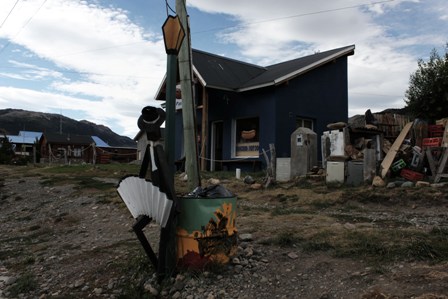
[233,117,260,157]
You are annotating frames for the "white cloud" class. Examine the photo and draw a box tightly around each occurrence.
[1,0,447,139]
[188,0,446,117]
[2,60,65,81]
[0,0,167,137]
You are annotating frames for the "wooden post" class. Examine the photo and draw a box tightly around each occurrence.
[48,144,51,165]
[434,147,448,183]
[363,148,376,183]
[176,0,201,189]
[92,143,96,166]
[442,125,448,147]
[262,144,276,188]
[200,89,208,171]
[270,143,276,180]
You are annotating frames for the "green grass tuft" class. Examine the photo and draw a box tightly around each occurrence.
[271,231,300,247]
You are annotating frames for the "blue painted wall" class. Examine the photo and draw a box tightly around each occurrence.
[274,57,349,158]
[174,57,349,170]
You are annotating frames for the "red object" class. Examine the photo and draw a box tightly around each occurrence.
[428,125,444,137]
[400,168,424,181]
[422,137,442,147]
[177,250,210,270]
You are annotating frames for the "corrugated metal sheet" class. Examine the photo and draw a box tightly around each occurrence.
[92,136,110,147]
[6,131,43,144]
[7,135,37,144]
[18,131,42,139]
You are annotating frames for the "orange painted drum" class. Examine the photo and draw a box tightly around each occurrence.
[176,196,238,269]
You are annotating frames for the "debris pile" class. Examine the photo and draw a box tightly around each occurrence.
[323,110,448,186]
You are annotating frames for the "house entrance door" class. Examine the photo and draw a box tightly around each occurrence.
[211,121,223,171]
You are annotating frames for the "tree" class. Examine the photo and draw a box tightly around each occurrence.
[405,45,448,120]
[0,132,14,164]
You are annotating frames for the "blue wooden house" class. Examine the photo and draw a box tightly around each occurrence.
[156,45,355,171]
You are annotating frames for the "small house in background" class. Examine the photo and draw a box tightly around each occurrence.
[92,135,112,164]
[40,132,95,164]
[4,131,42,159]
[98,145,138,164]
[39,133,137,164]
[155,45,355,171]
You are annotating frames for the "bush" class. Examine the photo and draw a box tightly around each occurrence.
[0,134,14,164]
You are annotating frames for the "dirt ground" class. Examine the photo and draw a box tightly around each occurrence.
[1,164,448,299]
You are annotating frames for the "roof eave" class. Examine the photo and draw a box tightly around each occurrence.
[238,82,274,92]
[155,73,167,101]
[238,45,355,92]
[193,66,206,87]
[155,66,207,102]
[206,85,236,92]
[274,46,355,85]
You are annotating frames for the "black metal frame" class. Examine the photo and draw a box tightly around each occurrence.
[129,106,178,280]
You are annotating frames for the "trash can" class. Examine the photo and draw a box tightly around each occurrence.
[176,185,238,269]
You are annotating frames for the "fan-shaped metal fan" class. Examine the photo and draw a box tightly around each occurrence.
[117,175,173,228]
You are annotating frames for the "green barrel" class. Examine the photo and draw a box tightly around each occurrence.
[176,196,238,269]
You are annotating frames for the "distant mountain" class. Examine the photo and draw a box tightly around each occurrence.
[0,109,136,147]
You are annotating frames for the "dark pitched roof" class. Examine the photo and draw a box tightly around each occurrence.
[192,45,355,92]
[155,45,355,99]
[192,49,265,90]
[240,45,355,91]
[42,132,94,145]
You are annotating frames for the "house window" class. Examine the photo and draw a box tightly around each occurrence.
[296,117,314,130]
[73,147,82,157]
[233,117,259,157]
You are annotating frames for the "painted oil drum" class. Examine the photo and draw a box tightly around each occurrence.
[176,196,238,269]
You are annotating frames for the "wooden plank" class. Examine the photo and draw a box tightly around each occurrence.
[434,147,448,183]
[380,122,413,178]
[425,148,439,181]
[176,1,200,189]
[442,124,448,147]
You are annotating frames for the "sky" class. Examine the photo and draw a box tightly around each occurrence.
[0,0,447,139]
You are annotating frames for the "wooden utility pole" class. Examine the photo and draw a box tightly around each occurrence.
[175,0,201,190]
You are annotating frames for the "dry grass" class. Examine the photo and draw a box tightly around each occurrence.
[2,163,448,297]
